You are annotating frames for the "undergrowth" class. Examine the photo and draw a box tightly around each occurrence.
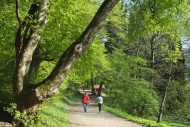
[34,89,79,127]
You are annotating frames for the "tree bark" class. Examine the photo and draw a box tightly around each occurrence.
[13,0,48,113]
[91,78,96,95]
[157,86,167,123]
[157,55,173,123]
[13,0,119,115]
[98,81,104,96]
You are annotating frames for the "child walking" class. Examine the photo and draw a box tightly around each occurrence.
[82,92,90,112]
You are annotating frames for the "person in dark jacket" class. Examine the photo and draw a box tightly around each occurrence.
[82,92,90,112]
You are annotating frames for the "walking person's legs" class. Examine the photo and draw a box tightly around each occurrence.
[86,104,88,112]
[98,104,102,113]
[83,103,88,112]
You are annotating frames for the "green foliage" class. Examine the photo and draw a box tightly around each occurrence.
[104,2,128,53]
[27,0,107,85]
[121,0,188,121]
[30,61,56,84]
[67,38,110,83]
[5,103,38,126]
[42,0,98,55]
[171,85,190,120]
[126,0,184,41]
[104,49,159,117]
[0,1,16,107]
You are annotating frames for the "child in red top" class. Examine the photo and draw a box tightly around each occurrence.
[82,92,90,112]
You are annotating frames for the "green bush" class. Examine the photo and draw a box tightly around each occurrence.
[5,103,39,127]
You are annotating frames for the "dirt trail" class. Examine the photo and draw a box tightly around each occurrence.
[68,92,143,127]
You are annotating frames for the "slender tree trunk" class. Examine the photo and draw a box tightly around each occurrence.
[98,81,104,96]
[138,104,148,117]
[86,80,89,88]
[149,34,156,89]
[157,86,167,123]
[157,56,173,123]
[91,78,96,95]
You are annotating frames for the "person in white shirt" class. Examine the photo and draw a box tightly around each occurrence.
[97,94,103,113]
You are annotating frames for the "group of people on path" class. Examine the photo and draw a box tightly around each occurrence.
[81,92,103,113]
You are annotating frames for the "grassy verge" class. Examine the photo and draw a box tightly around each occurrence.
[162,115,190,127]
[103,105,170,127]
[34,89,79,127]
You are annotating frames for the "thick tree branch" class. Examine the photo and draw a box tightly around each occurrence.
[15,0,21,26]
[148,0,156,19]
[33,0,119,102]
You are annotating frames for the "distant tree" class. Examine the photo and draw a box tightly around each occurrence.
[98,81,104,96]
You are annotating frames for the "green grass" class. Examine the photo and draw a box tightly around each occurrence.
[34,90,79,127]
[103,105,190,127]
[103,105,170,127]
[162,115,190,127]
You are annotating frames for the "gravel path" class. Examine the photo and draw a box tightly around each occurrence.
[68,95,143,127]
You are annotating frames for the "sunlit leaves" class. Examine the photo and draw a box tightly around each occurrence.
[126,0,187,43]
[67,37,110,83]
[105,49,158,116]
[0,3,18,106]
[41,0,98,59]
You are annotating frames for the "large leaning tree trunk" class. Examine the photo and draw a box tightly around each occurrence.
[13,0,119,115]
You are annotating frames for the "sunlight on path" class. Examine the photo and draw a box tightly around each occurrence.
[68,93,143,127]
